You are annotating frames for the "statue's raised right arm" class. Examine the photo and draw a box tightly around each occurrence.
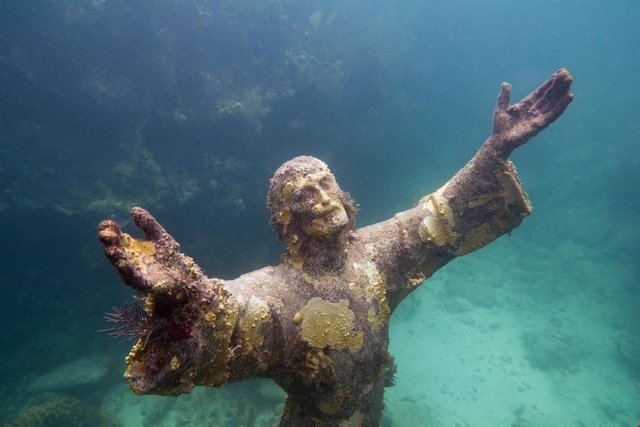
[356,69,573,310]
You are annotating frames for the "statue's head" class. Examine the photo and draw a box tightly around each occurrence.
[267,156,356,247]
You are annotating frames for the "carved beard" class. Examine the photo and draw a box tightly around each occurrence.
[303,206,349,238]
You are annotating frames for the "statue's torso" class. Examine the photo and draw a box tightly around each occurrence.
[228,240,392,420]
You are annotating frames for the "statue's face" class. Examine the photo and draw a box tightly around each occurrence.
[284,170,349,237]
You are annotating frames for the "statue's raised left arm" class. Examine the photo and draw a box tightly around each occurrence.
[356,69,573,310]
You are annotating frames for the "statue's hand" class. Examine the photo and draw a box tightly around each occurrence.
[99,209,232,395]
[490,68,573,158]
[98,207,204,293]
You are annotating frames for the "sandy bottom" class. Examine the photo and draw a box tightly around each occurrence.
[385,231,639,426]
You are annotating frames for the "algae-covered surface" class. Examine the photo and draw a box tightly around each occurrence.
[1,0,638,425]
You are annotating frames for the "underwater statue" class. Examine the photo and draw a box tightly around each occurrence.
[98,69,573,426]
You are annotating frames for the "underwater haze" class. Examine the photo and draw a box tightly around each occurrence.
[1,0,638,425]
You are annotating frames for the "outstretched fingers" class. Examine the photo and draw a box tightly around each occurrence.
[98,219,156,291]
[513,68,573,118]
[496,82,512,111]
[98,220,126,261]
[98,208,197,293]
[539,70,573,117]
[131,207,179,250]
[489,68,574,158]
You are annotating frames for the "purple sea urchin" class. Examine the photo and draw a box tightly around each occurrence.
[100,301,150,342]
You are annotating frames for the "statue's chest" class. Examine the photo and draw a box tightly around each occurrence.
[293,259,391,352]
[285,259,392,397]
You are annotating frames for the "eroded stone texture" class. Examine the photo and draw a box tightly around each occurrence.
[98,69,573,426]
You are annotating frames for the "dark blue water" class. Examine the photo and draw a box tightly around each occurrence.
[1,0,638,425]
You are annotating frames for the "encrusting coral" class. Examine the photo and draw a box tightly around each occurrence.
[98,69,573,426]
[4,395,114,427]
